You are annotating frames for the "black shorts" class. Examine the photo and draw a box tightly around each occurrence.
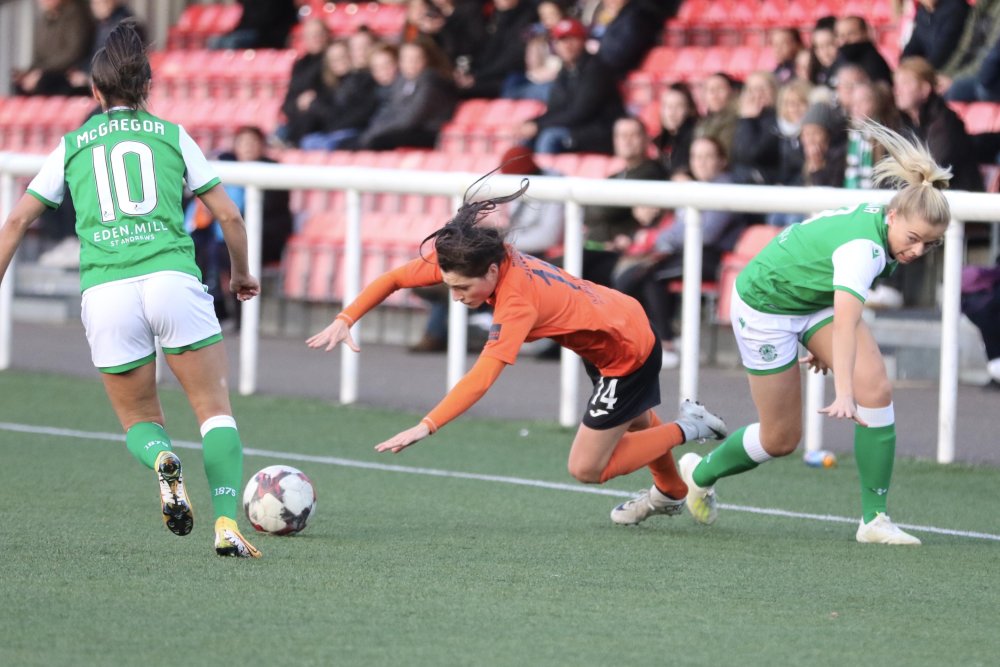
[582,343,662,430]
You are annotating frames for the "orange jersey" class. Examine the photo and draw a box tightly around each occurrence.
[338,246,655,432]
[342,247,655,375]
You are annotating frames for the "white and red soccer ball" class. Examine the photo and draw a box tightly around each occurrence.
[243,465,317,535]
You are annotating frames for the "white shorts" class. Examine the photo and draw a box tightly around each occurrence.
[730,285,833,375]
[81,271,222,373]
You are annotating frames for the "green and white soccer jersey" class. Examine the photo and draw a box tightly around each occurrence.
[731,204,897,374]
[736,203,896,315]
[26,108,221,292]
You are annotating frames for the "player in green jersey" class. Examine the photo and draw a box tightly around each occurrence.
[0,22,262,558]
[625,119,952,544]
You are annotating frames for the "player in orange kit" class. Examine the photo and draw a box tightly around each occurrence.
[306,179,728,525]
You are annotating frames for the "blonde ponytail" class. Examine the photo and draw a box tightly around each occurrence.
[858,117,952,228]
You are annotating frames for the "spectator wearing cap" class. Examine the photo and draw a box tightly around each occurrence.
[799,102,846,187]
[517,18,625,154]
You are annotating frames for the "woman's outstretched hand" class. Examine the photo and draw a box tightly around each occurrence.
[306,317,360,353]
[374,422,431,454]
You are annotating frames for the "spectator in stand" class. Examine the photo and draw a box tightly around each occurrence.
[794,47,813,85]
[731,71,781,185]
[369,42,401,104]
[454,0,536,99]
[300,40,379,151]
[592,0,676,77]
[186,127,292,325]
[830,63,868,140]
[799,102,846,187]
[208,0,298,50]
[536,0,568,32]
[281,39,344,147]
[518,18,625,155]
[580,116,668,287]
[894,56,984,191]
[654,82,699,177]
[13,0,94,96]
[807,18,839,88]
[276,19,330,147]
[65,0,146,93]
[770,27,804,85]
[356,38,457,150]
[402,0,484,69]
[844,81,901,190]
[901,0,970,70]
[613,136,747,369]
[694,72,741,156]
[944,33,1000,102]
[936,0,1000,98]
[831,15,893,86]
[501,32,562,102]
[348,26,376,71]
[767,79,812,226]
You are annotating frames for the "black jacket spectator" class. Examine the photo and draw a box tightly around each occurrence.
[731,109,781,185]
[902,0,970,70]
[596,0,674,76]
[321,70,379,134]
[832,40,893,85]
[533,51,625,154]
[656,116,697,177]
[902,93,984,191]
[458,0,537,98]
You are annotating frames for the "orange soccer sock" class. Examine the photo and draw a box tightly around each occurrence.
[598,414,687,498]
[645,411,688,498]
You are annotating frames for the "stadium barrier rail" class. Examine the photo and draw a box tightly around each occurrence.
[1,152,995,464]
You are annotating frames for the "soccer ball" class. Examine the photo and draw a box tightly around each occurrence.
[243,465,317,535]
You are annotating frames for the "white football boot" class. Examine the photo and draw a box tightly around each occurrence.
[675,399,728,443]
[855,513,921,545]
[611,486,686,526]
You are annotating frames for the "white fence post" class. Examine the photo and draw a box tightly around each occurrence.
[559,200,584,428]
[804,370,825,453]
[937,218,964,464]
[238,185,263,395]
[340,188,362,404]
[679,206,703,404]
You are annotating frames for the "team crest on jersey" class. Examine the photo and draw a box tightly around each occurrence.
[758,344,777,362]
[488,324,502,342]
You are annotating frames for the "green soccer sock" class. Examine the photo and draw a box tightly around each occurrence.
[854,423,896,523]
[692,426,764,487]
[201,416,243,520]
[125,422,172,470]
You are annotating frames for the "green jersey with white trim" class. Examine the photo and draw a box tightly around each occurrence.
[27,108,221,292]
[736,203,897,315]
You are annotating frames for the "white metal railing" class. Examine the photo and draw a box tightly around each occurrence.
[2,152,998,463]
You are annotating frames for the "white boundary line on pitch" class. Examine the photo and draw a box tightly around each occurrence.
[3,420,999,542]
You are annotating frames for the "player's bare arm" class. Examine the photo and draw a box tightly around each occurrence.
[820,290,867,425]
[0,194,47,281]
[198,184,259,301]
